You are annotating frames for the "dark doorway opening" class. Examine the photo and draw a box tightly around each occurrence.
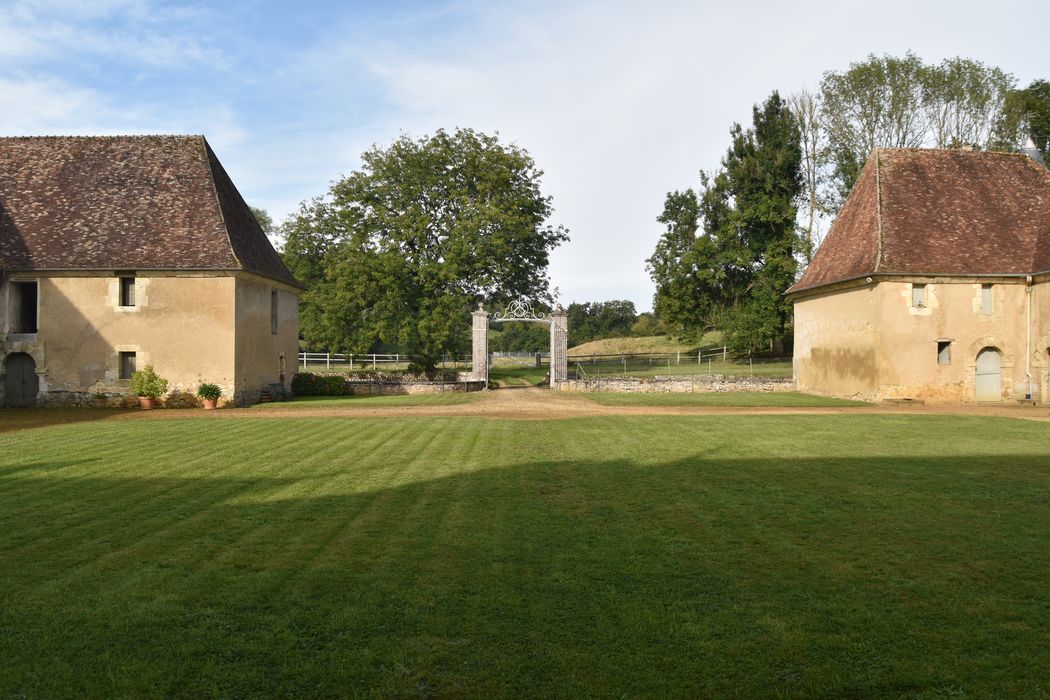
[11,281,38,334]
[3,353,39,407]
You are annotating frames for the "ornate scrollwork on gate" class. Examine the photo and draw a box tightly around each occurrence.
[492,298,551,324]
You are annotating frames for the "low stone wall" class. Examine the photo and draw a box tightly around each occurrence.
[345,380,487,395]
[556,375,795,393]
[35,391,134,408]
[35,389,213,408]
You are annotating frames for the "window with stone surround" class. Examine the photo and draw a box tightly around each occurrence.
[980,284,993,314]
[912,284,927,307]
[119,351,137,380]
[119,276,136,307]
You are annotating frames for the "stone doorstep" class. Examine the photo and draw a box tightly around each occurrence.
[881,398,926,405]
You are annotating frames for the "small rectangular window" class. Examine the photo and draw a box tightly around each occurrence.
[119,351,137,379]
[271,290,279,335]
[980,284,992,314]
[119,277,136,307]
[937,340,951,365]
[912,284,927,307]
[11,281,38,333]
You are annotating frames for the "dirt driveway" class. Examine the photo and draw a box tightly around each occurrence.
[4,387,1049,433]
[150,387,1050,422]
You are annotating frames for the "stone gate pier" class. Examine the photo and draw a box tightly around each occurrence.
[471,299,568,388]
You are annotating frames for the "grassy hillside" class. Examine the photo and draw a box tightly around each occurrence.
[568,331,721,356]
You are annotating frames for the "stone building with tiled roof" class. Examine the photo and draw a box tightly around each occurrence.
[0,135,301,407]
[787,147,1050,403]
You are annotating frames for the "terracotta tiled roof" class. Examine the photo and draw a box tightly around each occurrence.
[788,148,1050,294]
[0,135,301,288]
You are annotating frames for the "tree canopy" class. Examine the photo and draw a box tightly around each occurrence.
[648,92,802,352]
[1001,79,1050,162]
[815,54,1023,208]
[566,300,638,347]
[282,128,568,369]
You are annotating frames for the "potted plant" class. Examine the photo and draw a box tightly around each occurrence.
[130,365,169,409]
[196,382,222,410]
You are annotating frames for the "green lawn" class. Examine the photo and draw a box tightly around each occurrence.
[580,391,867,407]
[1,413,1049,696]
[251,393,479,408]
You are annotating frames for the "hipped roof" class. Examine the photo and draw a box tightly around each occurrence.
[0,135,300,288]
[788,148,1050,294]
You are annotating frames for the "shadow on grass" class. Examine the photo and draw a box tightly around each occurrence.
[1,450,1048,697]
[0,408,136,435]
[251,392,479,409]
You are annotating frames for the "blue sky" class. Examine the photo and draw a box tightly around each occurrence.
[3,0,1049,310]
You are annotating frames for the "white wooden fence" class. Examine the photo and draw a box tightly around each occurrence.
[298,352,469,371]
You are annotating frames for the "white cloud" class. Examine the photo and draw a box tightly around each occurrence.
[3,0,1050,311]
[0,0,222,68]
[330,0,1050,309]
[0,76,111,133]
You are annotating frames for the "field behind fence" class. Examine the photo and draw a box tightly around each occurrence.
[299,347,792,379]
[569,347,792,379]
[298,352,471,373]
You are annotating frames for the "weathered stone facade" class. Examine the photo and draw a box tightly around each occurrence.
[471,307,489,383]
[793,277,1050,403]
[549,307,568,387]
[787,148,1050,404]
[0,272,299,407]
[0,135,302,408]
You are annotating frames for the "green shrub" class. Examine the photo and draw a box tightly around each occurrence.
[291,373,351,396]
[196,383,222,401]
[130,366,169,398]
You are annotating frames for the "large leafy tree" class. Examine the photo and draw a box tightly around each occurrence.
[922,58,1013,149]
[646,190,708,337]
[648,92,802,351]
[819,52,928,206]
[818,53,1023,208]
[282,128,568,369]
[566,300,638,347]
[999,79,1050,162]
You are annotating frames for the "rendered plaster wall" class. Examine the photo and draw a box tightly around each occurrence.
[792,285,880,400]
[793,279,1050,403]
[234,275,300,405]
[874,280,1032,403]
[1029,281,1050,401]
[1,273,236,401]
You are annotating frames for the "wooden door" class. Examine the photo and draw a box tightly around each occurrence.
[975,348,1002,402]
[3,353,38,407]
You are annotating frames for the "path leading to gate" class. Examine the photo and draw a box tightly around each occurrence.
[5,388,1050,436]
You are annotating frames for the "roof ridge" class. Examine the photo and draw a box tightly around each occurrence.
[0,134,202,140]
[199,136,244,272]
[874,149,884,273]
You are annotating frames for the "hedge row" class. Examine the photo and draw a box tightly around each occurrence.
[291,373,352,396]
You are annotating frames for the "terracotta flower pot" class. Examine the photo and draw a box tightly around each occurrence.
[138,397,154,410]
[202,398,218,410]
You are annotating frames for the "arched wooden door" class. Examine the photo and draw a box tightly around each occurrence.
[3,353,38,407]
[975,348,1002,402]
